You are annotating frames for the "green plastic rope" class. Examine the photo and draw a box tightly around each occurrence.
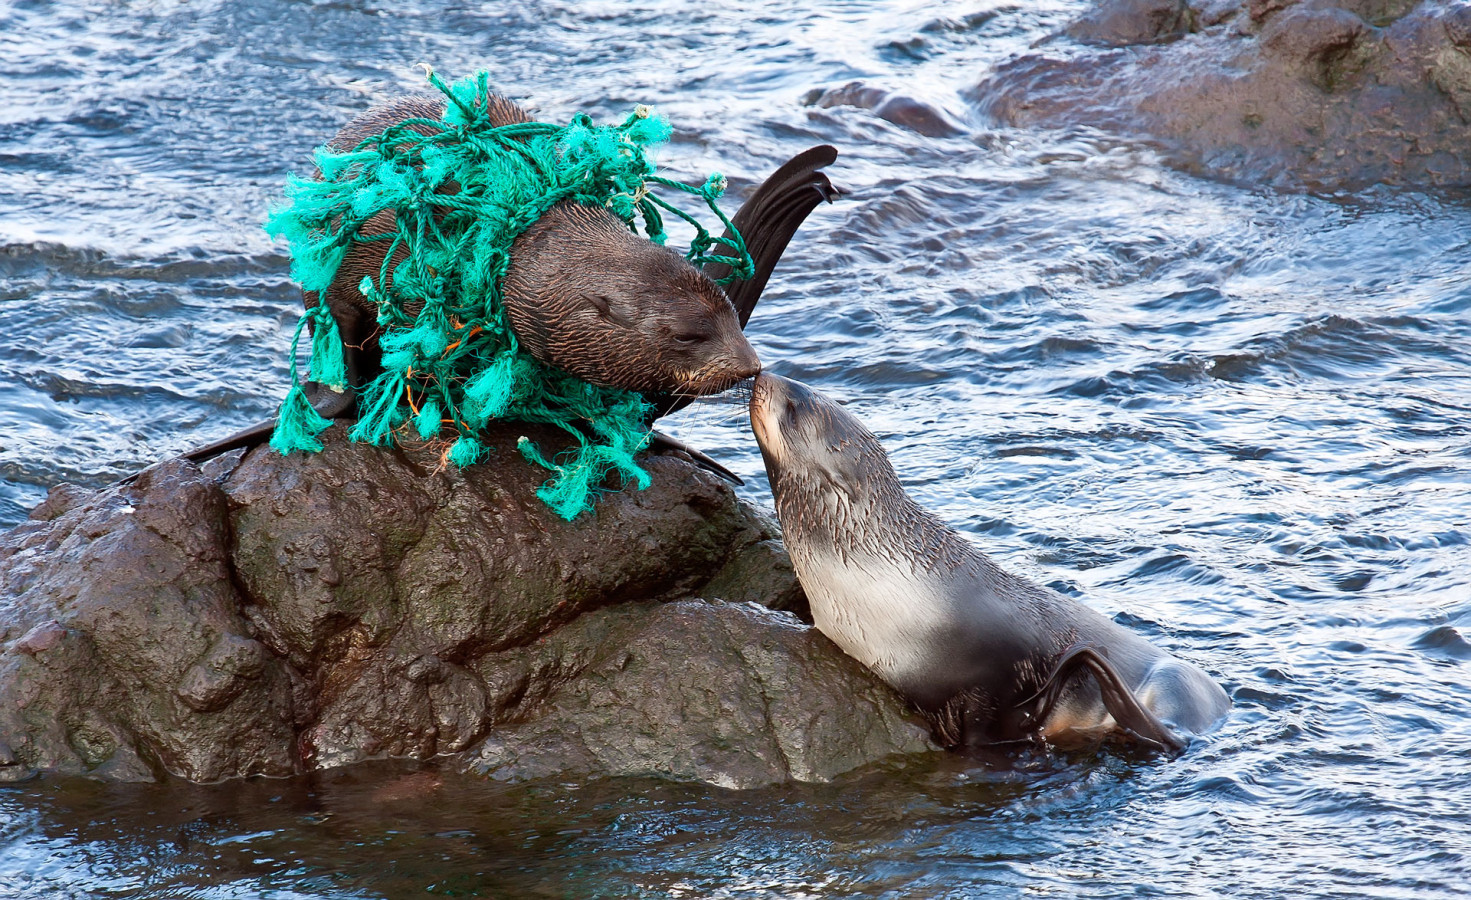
[264,69,754,520]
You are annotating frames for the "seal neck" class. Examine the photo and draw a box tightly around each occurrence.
[773,469,972,574]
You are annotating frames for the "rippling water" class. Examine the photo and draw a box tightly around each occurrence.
[2,1,1469,897]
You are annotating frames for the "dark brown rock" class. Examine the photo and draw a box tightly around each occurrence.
[1066,0,1194,47]
[0,459,297,783]
[699,500,809,620]
[463,600,934,788]
[0,425,931,786]
[976,0,1471,190]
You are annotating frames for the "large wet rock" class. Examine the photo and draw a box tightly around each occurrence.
[0,425,933,787]
[0,464,296,784]
[976,0,1471,190]
[464,600,931,788]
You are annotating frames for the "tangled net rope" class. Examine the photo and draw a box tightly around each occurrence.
[264,69,754,520]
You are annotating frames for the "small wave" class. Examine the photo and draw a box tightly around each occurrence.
[1410,625,1471,661]
[0,240,286,284]
[1208,314,1449,384]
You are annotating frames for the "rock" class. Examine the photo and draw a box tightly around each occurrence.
[14,620,65,655]
[0,424,933,786]
[805,82,967,137]
[1248,0,1296,23]
[1448,5,1471,48]
[1066,0,1194,47]
[1259,6,1368,69]
[975,0,1471,190]
[463,600,935,788]
[0,458,297,783]
[699,500,809,620]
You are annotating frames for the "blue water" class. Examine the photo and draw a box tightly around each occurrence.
[2,0,1469,896]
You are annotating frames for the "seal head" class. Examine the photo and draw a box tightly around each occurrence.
[503,202,759,397]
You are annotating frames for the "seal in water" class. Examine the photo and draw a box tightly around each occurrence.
[749,373,1230,751]
[182,95,838,475]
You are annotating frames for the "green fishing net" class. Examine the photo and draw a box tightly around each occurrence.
[264,69,754,520]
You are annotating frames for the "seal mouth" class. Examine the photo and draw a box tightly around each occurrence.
[728,375,758,405]
[674,350,762,400]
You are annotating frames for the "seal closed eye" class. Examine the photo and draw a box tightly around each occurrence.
[749,372,1231,751]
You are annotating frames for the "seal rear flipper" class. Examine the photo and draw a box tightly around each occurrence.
[1019,644,1187,752]
[176,383,358,466]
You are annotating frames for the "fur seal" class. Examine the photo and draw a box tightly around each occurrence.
[749,373,1230,751]
[316,92,767,401]
[182,97,838,473]
[311,92,846,409]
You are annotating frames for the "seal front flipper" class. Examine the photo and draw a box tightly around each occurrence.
[1016,644,1188,752]
[704,144,840,328]
[647,430,743,486]
[650,146,839,421]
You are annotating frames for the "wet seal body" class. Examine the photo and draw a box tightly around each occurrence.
[749,373,1230,751]
[314,92,760,402]
[180,98,838,476]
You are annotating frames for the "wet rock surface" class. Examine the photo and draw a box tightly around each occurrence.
[464,600,933,789]
[0,426,934,786]
[976,0,1471,190]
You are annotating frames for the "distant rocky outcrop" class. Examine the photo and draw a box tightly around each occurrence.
[0,425,934,788]
[975,0,1471,190]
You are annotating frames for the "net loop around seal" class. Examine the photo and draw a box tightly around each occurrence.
[264,69,754,520]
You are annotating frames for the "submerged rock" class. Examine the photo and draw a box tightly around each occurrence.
[803,81,967,137]
[975,0,1471,190]
[0,425,933,786]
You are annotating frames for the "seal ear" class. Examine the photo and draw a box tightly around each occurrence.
[814,456,862,503]
[583,293,634,328]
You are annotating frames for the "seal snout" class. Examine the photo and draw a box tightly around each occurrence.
[750,372,818,416]
[749,372,806,460]
[748,372,781,446]
[673,328,761,398]
[729,338,762,382]
[703,302,761,385]
[749,371,788,413]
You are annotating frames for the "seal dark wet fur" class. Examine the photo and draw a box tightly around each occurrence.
[180,95,838,476]
[310,92,759,401]
[748,373,1230,751]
